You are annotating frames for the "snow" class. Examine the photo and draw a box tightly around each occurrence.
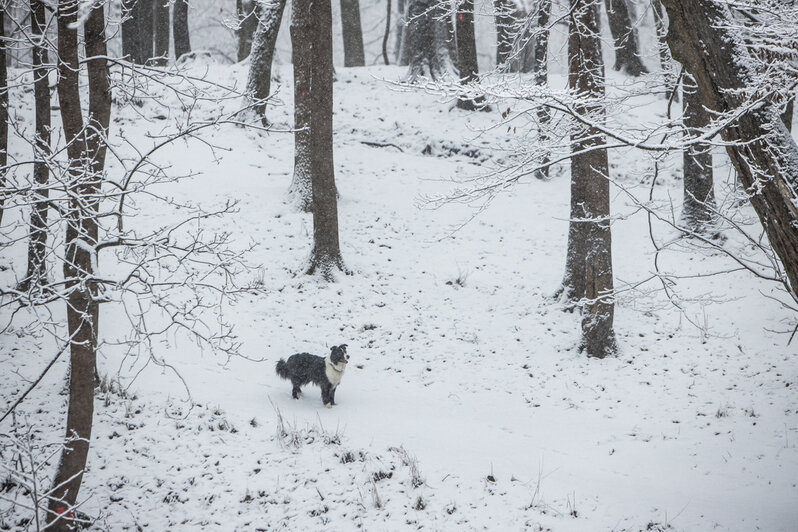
[1,57,798,531]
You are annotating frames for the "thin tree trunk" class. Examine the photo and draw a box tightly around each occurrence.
[405,0,452,81]
[494,0,518,70]
[47,0,110,526]
[533,0,551,179]
[121,0,139,61]
[395,0,409,65]
[652,0,677,99]
[173,0,191,60]
[237,0,259,62]
[661,0,798,299]
[292,0,344,277]
[289,0,313,211]
[340,0,366,67]
[138,0,155,64]
[782,98,793,132]
[455,0,486,111]
[22,0,51,290]
[0,6,7,228]
[153,0,170,65]
[603,0,647,76]
[564,0,615,357]
[246,0,288,118]
[382,0,391,65]
[682,73,714,231]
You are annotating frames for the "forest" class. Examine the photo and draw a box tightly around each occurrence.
[0,0,796,530]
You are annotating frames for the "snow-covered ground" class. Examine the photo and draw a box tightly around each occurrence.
[1,61,797,531]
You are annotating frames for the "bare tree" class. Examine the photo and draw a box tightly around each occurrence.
[564,0,615,357]
[660,0,798,299]
[341,0,366,66]
[533,0,551,179]
[603,0,647,76]
[46,1,111,528]
[681,74,714,232]
[237,0,259,61]
[404,0,454,81]
[20,0,51,291]
[289,0,313,211]
[455,0,487,110]
[652,0,677,99]
[246,0,288,119]
[173,0,192,60]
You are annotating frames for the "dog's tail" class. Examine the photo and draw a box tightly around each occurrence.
[275,359,289,380]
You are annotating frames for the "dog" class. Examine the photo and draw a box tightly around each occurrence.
[275,344,349,408]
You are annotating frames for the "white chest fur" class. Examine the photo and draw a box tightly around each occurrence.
[325,357,346,387]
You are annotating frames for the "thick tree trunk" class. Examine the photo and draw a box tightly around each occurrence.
[289,0,313,211]
[22,0,51,290]
[603,0,647,76]
[173,0,191,60]
[681,74,714,231]
[137,0,155,64]
[494,0,519,70]
[246,0,288,118]
[405,0,453,81]
[153,0,170,65]
[47,1,110,527]
[564,0,615,358]
[292,0,344,278]
[533,0,551,179]
[455,0,486,111]
[0,7,7,228]
[121,0,139,61]
[340,0,366,67]
[661,0,798,298]
[237,0,259,62]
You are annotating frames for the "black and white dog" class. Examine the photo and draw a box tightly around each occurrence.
[275,344,349,408]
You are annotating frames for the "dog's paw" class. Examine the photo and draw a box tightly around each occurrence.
[325,403,332,409]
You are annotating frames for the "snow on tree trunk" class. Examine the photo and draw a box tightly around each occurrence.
[405,0,454,81]
[0,6,6,227]
[494,0,521,71]
[246,0,288,118]
[455,0,487,111]
[173,0,192,60]
[22,0,51,290]
[661,0,798,299]
[652,0,677,100]
[563,0,616,358]
[238,0,259,62]
[340,0,366,67]
[533,0,551,179]
[681,74,715,232]
[289,0,313,211]
[603,0,647,76]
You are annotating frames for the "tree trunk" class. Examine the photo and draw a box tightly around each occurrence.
[289,0,313,211]
[173,0,191,60]
[47,1,110,527]
[661,0,798,299]
[603,0,647,76]
[246,0,288,118]
[0,6,7,228]
[22,0,51,291]
[782,98,793,132]
[652,0,677,100]
[494,0,519,70]
[292,0,344,277]
[237,0,259,62]
[533,0,551,179]
[455,0,486,111]
[681,73,714,231]
[153,0,170,65]
[340,0,366,67]
[564,0,615,357]
[382,0,392,65]
[121,0,140,61]
[405,0,453,81]
[137,0,155,64]
[395,0,409,65]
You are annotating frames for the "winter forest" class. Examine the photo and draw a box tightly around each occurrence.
[0,0,797,530]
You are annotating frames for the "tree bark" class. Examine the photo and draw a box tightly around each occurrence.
[121,0,139,61]
[22,0,51,290]
[47,0,110,527]
[564,0,616,358]
[340,0,366,67]
[494,0,519,70]
[237,0,259,62]
[405,0,453,81]
[661,0,798,299]
[603,0,647,76]
[681,73,714,231]
[137,0,155,64]
[652,0,677,100]
[246,0,288,118]
[395,0,409,65]
[0,6,7,228]
[533,0,551,179]
[173,0,192,60]
[153,0,170,65]
[455,0,486,111]
[289,0,313,211]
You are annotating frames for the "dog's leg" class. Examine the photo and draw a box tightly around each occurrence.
[291,379,302,399]
[321,383,332,408]
[330,386,337,406]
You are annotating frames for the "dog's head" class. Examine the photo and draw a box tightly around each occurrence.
[330,344,349,365]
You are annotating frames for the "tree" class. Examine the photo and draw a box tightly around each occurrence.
[681,74,714,231]
[660,0,798,299]
[121,0,156,64]
[153,0,170,65]
[0,3,7,227]
[46,1,111,528]
[21,0,51,290]
[173,0,192,60]
[341,0,366,67]
[533,0,551,179]
[494,0,521,70]
[563,0,616,357]
[603,0,647,76]
[455,0,487,110]
[652,0,677,99]
[246,0,288,119]
[404,0,454,81]
[292,0,344,278]
[237,0,259,62]
[289,0,313,210]
[395,0,410,65]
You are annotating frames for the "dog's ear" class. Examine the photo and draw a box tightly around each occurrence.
[339,344,347,352]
